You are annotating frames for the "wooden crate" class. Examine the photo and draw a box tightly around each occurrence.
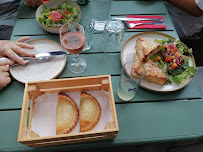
[18,75,119,147]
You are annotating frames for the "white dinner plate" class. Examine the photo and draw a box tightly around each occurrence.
[120,31,196,92]
[10,39,67,83]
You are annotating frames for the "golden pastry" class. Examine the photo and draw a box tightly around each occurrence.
[80,92,101,132]
[56,93,79,135]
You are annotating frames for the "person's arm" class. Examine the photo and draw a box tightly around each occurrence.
[167,0,203,17]
[24,0,43,8]
[0,36,35,65]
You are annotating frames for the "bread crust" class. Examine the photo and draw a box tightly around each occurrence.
[135,37,162,62]
[80,92,101,132]
[56,93,79,135]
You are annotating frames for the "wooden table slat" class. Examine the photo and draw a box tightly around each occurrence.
[1,99,203,151]
[1,0,203,151]
[0,75,202,110]
[17,0,167,19]
[10,31,179,55]
[12,14,174,36]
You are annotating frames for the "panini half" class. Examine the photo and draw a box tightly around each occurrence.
[135,37,162,62]
[56,93,79,135]
[131,55,167,85]
[80,92,101,132]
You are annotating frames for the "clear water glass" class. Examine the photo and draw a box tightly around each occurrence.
[79,14,95,51]
[117,61,145,101]
[90,0,112,31]
[101,19,124,52]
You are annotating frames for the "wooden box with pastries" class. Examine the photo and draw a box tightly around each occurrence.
[18,75,119,147]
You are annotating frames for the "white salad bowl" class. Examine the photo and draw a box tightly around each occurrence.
[36,0,81,34]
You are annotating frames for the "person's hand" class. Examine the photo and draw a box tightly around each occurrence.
[0,59,12,90]
[0,36,35,65]
[24,0,43,8]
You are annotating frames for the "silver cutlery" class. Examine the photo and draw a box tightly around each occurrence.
[0,51,68,66]
[10,56,56,66]
[35,51,68,58]
[14,51,69,65]
[113,17,163,22]
[127,21,165,28]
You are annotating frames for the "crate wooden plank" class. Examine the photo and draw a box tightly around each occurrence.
[0,75,202,110]
[17,0,167,19]
[1,99,203,151]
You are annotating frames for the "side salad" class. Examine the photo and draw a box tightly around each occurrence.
[151,38,197,85]
[38,2,80,27]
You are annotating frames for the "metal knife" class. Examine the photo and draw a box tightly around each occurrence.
[113,17,163,22]
[35,51,68,58]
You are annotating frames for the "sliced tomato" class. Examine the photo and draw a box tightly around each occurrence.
[165,56,175,63]
[171,62,179,69]
[155,56,161,62]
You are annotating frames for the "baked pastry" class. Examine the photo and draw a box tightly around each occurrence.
[80,92,101,132]
[135,37,162,62]
[56,93,79,135]
[131,55,167,85]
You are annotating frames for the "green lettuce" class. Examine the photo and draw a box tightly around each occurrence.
[164,72,173,84]
[173,66,197,84]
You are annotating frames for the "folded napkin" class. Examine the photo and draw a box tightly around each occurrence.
[126,15,166,29]
[43,0,50,3]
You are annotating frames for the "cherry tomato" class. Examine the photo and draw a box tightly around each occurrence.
[165,56,175,63]
[171,62,179,69]
[155,56,161,62]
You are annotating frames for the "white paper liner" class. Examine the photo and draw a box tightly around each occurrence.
[31,90,113,137]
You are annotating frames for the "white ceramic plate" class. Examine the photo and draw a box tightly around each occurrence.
[121,31,196,92]
[10,39,67,83]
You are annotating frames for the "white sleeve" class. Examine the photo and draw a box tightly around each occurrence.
[195,0,203,11]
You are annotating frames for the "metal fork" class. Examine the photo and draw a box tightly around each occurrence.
[127,21,165,28]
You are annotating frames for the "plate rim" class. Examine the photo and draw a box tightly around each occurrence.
[120,31,196,93]
[10,39,67,83]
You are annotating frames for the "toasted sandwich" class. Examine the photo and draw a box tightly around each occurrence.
[131,55,167,85]
[135,37,162,62]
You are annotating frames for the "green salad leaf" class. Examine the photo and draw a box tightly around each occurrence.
[173,66,197,84]
[164,72,173,84]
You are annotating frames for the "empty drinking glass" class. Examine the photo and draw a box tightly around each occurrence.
[79,14,95,51]
[101,19,125,52]
[90,0,112,31]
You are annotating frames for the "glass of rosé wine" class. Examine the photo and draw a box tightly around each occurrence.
[59,16,87,74]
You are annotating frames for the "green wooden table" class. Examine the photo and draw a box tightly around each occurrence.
[1,0,203,151]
